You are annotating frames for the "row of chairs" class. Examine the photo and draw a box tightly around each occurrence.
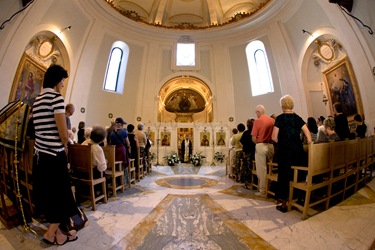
[227,137,375,220]
[69,144,151,211]
[259,137,375,220]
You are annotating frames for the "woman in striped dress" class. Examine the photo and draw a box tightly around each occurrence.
[32,65,78,245]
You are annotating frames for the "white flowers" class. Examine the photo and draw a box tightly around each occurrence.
[164,152,180,166]
[213,151,225,163]
[190,152,205,166]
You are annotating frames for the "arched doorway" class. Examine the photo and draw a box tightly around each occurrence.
[157,76,213,159]
[157,76,213,123]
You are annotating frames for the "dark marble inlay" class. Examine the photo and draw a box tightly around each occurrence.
[167,177,206,186]
[155,176,218,189]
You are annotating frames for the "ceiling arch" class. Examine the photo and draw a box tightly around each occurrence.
[157,76,213,122]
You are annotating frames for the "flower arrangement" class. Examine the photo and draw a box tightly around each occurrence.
[190,152,206,166]
[163,151,180,166]
[213,151,225,163]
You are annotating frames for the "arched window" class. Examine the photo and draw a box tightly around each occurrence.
[246,40,274,96]
[103,41,129,93]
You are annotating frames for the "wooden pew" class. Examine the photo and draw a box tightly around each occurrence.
[265,161,278,198]
[69,144,107,211]
[102,145,125,198]
[288,142,331,220]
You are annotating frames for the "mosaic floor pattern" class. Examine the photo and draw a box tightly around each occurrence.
[155,176,218,189]
[124,194,275,250]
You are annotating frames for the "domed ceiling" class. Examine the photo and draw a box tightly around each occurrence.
[104,0,272,30]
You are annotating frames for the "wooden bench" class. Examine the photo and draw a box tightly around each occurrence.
[288,142,331,220]
[69,144,107,211]
[288,138,375,220]
[102,145,125,198]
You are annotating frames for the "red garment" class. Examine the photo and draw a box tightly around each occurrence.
[251,115,274,143]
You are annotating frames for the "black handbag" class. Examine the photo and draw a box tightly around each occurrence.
[59,207,89,235]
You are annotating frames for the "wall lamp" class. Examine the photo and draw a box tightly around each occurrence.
[59,25,72,34]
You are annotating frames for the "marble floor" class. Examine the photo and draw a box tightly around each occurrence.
[1,164,375,250]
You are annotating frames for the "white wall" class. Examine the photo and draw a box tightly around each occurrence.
[0,0,374,135]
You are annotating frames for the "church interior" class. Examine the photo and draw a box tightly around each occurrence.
[0,0,375,249]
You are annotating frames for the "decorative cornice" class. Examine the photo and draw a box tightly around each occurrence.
[104,0,271,30]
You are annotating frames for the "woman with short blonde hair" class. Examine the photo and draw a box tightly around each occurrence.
[280,95,294,111]
[271,94,311,213]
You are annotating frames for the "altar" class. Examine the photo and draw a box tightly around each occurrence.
[144,122,229,165]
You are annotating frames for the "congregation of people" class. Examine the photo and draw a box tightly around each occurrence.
[229,95,369,213]
[29,65,371,246]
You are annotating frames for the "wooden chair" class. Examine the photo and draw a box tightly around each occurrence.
[129,158,136,185]
[288,142,331,220]
[147,150,152,174]
[365,136,374,182]
[343,139,359,195]
[265,161,278,198]
[102,146,125,198]
[327,141,347,206]
[69,144,107,211]
[251,160,259,190]
[137,147,144,181]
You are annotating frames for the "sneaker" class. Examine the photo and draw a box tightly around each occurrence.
[255,192,266,198]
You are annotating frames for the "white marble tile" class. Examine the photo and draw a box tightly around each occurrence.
[1,165,374,250]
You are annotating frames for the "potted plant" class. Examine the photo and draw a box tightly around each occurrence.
[213,151,225,164]
[163,152,180,166]
[190,152,206,166]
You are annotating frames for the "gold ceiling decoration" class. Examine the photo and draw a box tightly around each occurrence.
[104,0,272,30]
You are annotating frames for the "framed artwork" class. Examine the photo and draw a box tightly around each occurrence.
[323,57,363,121]
[200,132,210,146]
[9,53,46,107]
[216,132,226,146]
[161,132,171,146]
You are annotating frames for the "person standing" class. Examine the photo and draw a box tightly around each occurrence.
[228,128,238,178]
[272,95,311,212]
[231,123,245,182]
[240,118,255,189]
[354,114,367,138]
[251,105,275,197]
[181,136,192,163]
[135,123,148,173]
[106,118,116,146]
[32,65,78,245]
[110,117,130,180]
[77,121,85,144]
[333,102,350,140]
[65,103,75,130]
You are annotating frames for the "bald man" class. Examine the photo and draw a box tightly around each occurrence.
[251,105,275,197]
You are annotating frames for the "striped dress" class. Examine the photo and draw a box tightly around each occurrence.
[32,88,77,223]
[33,88,65,155]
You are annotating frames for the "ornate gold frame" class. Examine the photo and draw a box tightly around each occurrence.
[9,53,46,107]
[323,57,363,121]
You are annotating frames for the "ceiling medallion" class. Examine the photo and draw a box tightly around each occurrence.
[104,0,272,30]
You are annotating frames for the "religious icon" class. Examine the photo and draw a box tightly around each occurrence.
[161,132,171,146]
[200,132,210,146]
[216,132,226,146]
